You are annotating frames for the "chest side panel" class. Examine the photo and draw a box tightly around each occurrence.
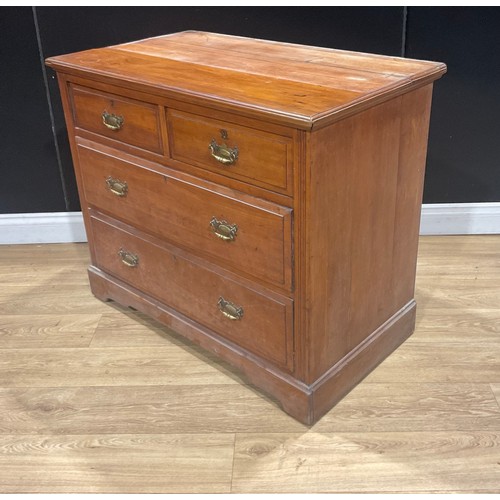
[303,86,433,384]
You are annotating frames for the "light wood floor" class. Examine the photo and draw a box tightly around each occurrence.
[0,236,499,493]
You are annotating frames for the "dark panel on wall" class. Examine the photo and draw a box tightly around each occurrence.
[36,6,404,212]
[3,7,498,214]
[407,7,500,203]
[0,7,66,213]
[36,6,405,55]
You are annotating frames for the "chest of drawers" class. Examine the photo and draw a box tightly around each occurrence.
[46,31,446,424]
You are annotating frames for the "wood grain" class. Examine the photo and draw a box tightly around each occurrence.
[0,285,112,315]
[47,34,446,424]
[0,237,498,492]
[0,346,240,388]
[89,214,294,370]
[49,47,361,128]
[390,85,432,305]
[157,31,441,77]
[0,242,89,262]
[0,386,304,435]
[312,383,500,432]
[305,94,404,381]
[77,141,293,289]
[232,431,500,493]
[168,108,293,193]
[62,75,294,208]
[71,84,163,153]
[0,243,90,287]
[0,314,100,348]
[0,434,234,493]
[45,31,446,129]
[121,37,404,91]
[490,384,500,410]
[412,309,500,343]
[90,311,185,347]
[415,282,500,309]
[362,343,500,383]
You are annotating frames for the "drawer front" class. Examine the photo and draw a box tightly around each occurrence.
[168,110,292,194]
[71,85,162,153]
[78,143,292,289]
[90,215,293,369]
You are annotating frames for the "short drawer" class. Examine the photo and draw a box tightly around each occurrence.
[90,215,293,369]
[167,109,292,194]
[71,85,162,153]
[77,142,292,289]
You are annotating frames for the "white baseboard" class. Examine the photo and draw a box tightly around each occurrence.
[0,203,499,244]
[0,212,86,244]
[420,202,500,235]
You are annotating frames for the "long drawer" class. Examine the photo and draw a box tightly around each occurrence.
[89,214,293,369]
[77,142,292,290]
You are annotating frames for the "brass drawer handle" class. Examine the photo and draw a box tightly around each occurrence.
[218,297,244,321]
[102,110,124,131]
[210,217,238,241]
[118,248,139,267]
[106,176,128,197]
[209,139,238,165]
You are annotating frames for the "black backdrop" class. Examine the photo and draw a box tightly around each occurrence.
[2,7,499,213]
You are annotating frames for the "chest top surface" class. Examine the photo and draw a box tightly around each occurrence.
[46,30,446,128]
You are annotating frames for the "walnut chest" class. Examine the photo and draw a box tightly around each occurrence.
[46,31,446,424]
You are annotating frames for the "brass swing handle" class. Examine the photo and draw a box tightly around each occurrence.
[209,139,238,165]
[218,297,244,321]
[102,111,124,131]
[106,176,128,197]
[118,249,139,267]
[210,217,238,242]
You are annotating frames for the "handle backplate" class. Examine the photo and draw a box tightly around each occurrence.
[102,111,124,131]
[210,217,238,242]
[209,139,238,165]
[118,248,139,267]
[218,296,244,321]
[106,176,128,197]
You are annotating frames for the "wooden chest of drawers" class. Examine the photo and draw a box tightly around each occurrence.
[46,31,446,424]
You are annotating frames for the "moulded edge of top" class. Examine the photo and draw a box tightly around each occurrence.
[45,32,447,131]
